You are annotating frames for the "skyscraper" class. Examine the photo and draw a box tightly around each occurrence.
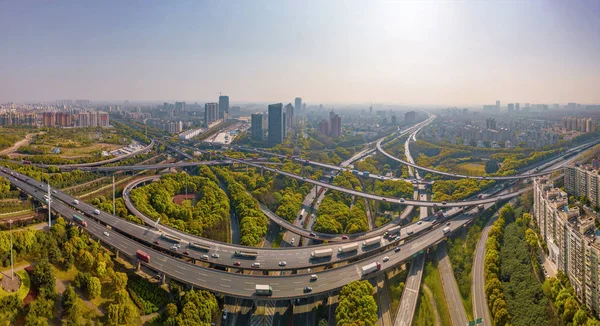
[204,103,219,126]
[329,111,342,137]
[251,113,263,140]
[515,103,520,111]
[219,95,229,119]
[268,103,284,146]
[405,111,416,124]
[284,103,294,129]
[294,97,302,116]
[283,112,287,139]
[496,100,500,108]
[507,103,514,113]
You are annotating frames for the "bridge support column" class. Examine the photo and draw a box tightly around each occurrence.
[261,168,264,176]
[315,185,318,197]
[136,262,141,271]
[115,250,119,259]
[161,274,166,285]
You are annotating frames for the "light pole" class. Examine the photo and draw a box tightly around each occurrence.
[47,181,52,228]
[9,219,14,280]
[112,174,116,216]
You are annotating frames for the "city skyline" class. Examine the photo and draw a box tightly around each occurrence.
[1,1,600,105]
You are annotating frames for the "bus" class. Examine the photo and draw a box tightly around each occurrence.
[72,214,87,227]
[161,233,182,244]
[255,284,273,296]
[136,250,150,263]
[235,251,258,258]
[189,242,210,252]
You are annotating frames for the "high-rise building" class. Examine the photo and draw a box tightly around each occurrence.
[318,120,329,135]
[283,112,287,139]
[43,112,55,127]
[219,95,229,119]
[391,115,397,124]
[496,100,500,108]
[204,103,219,126]
[175,102,186,116]
[486,118,497,130]
[329,111,342,137]
[285,103,294,129]
[295,97,302,116]
[515,103,520,111]
[251,114,263,140]
[405,111,416,124]
[507,103,514,113]
[268,103,284,146]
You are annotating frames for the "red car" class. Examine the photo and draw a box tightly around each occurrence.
[341,235,349,240]
[183,251,190,255]
[153,240,160,245]
[233,261,241,266]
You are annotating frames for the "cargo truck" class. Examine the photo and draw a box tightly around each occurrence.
[161,233,182,244]
[136,250,150,263]
[311,248,333,258]
[337,243,358,254]
[477,204,485,211]
[443,227,451,234]
[386,226,401,237]
[361,262,381,275]
[362,236,382,247]
[72,214,87,227]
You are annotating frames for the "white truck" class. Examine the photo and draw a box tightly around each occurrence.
[443,227,451,234]
[94,209,100,215]
[72,199,79,205]
[361,262,381,275]
[362,236,382,248]
[338,243,358,254]
[311,248,333,259]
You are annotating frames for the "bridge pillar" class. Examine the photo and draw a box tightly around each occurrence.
[115,250,119,259]
[315,185,318,197]
[261,168,264,176]
[161,273,166,285]
[136,262,141,271]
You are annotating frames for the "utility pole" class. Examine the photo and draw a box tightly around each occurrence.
[112,174,116,216]
[9,219,14,280]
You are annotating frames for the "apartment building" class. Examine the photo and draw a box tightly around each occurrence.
[534,177,600,313]
[565,164,600,209]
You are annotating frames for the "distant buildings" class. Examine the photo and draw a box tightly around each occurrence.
[486,118,497,130]
[565,164,600,208]
[563,117,595,133]
[40,110,109,128]
[219,95,229,119]
[178,128,203,140]
[295,97,302,116]
[507,103,514,113]
[391,115,397,124]
[268,103,284,146]
[329,111,342,137]
[534,176,600,314]
[251,113,263,140]
[285,103,294,129]
[204,103,219,126]
[318,120,329,135]
[405,111,416,124]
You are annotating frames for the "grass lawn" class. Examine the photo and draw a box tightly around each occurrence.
[0,270,31,301]
[455,163,486,176]
[271,232,283,248]
[53,265,78,282]
[422,260,452,326]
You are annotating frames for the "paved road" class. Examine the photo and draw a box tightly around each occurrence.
[393,253,425,326]
[0,132,38,156]
[437,242,468,326]
[376,273,393,326]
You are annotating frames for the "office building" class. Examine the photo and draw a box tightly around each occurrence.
[391,115,397,124]
[285,103,294,129]
[507,103,514,113]
[563,117,595,133]
[295,97,302,116]
[534,177,600,314]
[175,102,186,116]
[405,111,416,124]
[486,118,497,130]
[251,114,263,140]
[515,103,520,111]
[219,95,229,119]
[204,103,219,126]
[268,103,284,146]
[283,112,287,139]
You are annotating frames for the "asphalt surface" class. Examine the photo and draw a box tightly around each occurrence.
[393,253,425,326]
[437,242,468,326]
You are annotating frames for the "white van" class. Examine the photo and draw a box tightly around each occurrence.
[94,209,100,215]
[310,274,318,281]
[251,263,261,268]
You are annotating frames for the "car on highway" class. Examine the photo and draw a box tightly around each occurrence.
[382,198,387,201]
[309,232,316,237]
[407,231,414,235]
[103,232,109,237]
[233,261,241,266]
[310,274,318,281]
[442,201,447,205]
[183,251,189,255]
[304,286,313,293]
[341,235,349,240]
[251,263,260,268]
[394,246,401,252]
[278,261,287,266]
[394,236,401,241]
[200,254,209,260]
[171,245,178,251]
[222,309,227,320]
[153,240,159,245]
[399,198,405,203]
[291,238,295,244]
[383,256,389,262]
[417,221,422,225]
[446,222,451,226]
[211,253,220,258]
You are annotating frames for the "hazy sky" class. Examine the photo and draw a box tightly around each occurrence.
[1,0,599,105]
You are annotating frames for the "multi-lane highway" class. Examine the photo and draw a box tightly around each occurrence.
[2,166,511,299]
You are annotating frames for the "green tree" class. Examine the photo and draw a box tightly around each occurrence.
[30,259,55,294]
[574,309,589,325]
[336,280,378,325]
[88,276,102,299]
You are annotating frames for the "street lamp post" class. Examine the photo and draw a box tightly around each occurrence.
[47,181,52,228]
[9,219,14,280]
